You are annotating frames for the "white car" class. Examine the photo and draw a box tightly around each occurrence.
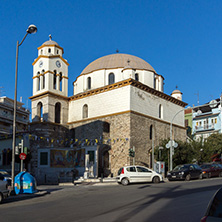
[0,180,9,203]
[116,165,163,185]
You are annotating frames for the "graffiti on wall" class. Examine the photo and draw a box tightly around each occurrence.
[50,149,85,168]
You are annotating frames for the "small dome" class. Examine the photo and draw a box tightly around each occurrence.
[81,53,156,75]
[42,39,59,46]
[171,89,182,95]
[42,35,59,46]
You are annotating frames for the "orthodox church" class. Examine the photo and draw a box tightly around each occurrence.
[29,36,187,184]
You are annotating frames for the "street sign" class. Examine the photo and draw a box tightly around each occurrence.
[19,153,27,160]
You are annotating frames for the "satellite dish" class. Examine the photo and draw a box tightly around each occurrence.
[209,100,217,108]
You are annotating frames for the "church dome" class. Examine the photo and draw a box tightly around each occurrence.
[42,35,59,46]
[81,53,156,75]
[42,39,59,46]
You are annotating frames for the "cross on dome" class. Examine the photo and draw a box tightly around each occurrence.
[49,34,52,40]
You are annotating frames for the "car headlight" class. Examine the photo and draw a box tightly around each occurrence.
[179,172,184,175]
[167,173,171,175]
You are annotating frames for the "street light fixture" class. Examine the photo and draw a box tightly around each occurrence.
[11,24,37,191]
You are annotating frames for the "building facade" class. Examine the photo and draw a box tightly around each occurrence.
[29,37,187,184]
[192,99,221,141]
[0,96,30,172]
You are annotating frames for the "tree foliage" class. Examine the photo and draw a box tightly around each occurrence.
[155,133,222,171]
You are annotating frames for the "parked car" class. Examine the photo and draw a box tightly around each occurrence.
[167,164,202,181]
[116,165,163,185]
[0,180,9,203]
[201,163,222,178]
[201,187,222,221]
[0,170,11,186]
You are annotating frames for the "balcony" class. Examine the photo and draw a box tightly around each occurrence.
[195,124,215,132]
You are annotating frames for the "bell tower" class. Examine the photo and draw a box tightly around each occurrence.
[30,35,69,124]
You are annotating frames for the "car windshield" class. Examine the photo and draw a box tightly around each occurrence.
[201,165,211,169]
[173,165,189,171]
[0,171,10,176]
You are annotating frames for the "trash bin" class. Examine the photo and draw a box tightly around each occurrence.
[14,172,37,195]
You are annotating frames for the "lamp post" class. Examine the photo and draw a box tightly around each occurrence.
[169,108,186,171]
[11,25,37,191]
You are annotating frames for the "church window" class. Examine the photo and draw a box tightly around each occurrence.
[87,77,91,90]
[83,104,88,119]
[135,73,139,81]
[37,102,43,121]
[150,125,153,140]
[154,76,156,89]
[59,72,62,91]
[159,104,163,119]
[55,102,61,123]
[57,50,59,54]
[48,48,51,53]
[53,70,57,89]
[37,72,40,91]
[108,73,115,85]
[42,70,45,89]
[41,49,43,55]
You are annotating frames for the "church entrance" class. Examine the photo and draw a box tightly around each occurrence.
[98,145,111,177]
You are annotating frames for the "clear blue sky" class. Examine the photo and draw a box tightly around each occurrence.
[1,0,222,110]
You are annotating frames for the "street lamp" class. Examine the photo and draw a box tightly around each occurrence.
[11,24,37,191]
[169,107,188,171]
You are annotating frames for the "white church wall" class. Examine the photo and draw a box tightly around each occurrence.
[130,86,184,127]
[69,86,131,122]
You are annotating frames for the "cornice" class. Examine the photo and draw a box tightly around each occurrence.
[69,78,187,107]
[37,44,64,53]
[32,55,69,66]
[29,91,69,101]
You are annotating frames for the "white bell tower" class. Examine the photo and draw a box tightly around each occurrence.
[30,35,69,124]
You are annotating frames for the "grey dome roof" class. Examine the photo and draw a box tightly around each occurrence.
[81,53,156,75]
[42,39,59,46]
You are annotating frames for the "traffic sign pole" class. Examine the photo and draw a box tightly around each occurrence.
[20,139,24,172]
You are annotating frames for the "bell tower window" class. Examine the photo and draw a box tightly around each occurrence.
[37,102,43,122]
[55,102,61,123]
[37,72,40,91]
[53,70,57,89]
[87,77,91,90]
[48,48,51,53]
[59,72,62,91]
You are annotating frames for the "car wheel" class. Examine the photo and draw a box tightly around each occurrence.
[199,173,203,179]
[0,193,3,204]
[207,173,211,178]
[153,176,160,184]
[121,178,129,186]
[185,174,191,181]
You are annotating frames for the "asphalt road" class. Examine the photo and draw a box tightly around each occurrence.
[1,178,222,222]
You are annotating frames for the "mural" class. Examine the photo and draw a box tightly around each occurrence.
[50,149,85,168]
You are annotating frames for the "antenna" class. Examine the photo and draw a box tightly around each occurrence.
[194,92,199,106]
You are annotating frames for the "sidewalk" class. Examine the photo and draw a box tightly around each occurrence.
[7,189,49,201]
[59,177,118,186]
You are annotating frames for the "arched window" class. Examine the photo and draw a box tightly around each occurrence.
[48,48,51,53]
[37,102,43,121]
[55,102,61,123]
[159,104,163,119]
[150,125,153,140]
[87,77,91,90]
[83,104,88,119]
[37,72,40,91]
[135,73,139,81]
[53,70,57,89]
[59,72,62,91]
[41,49,43,55]
[42,70,45,89]
[108,73,115,85]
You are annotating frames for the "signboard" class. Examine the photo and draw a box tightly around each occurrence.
[19,153,27,160]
